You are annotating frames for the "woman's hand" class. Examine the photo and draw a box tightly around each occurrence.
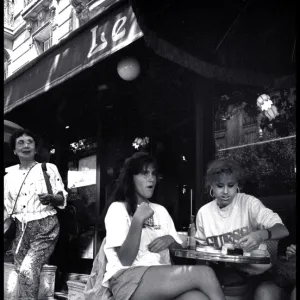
[38,193,55,205]
[148,235,175,253]
[39,193,64,206]
[236,230,265,252]
[286,244,296,259]
[134,202,154,223]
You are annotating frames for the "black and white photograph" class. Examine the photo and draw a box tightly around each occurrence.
[4,0,296,299]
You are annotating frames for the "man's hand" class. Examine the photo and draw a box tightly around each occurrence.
[148,235,175,253]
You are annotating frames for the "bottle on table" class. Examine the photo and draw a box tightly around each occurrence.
[188,215,196,250]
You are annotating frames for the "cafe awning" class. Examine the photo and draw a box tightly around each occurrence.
[130,0,296,89]
[4,2,143,115]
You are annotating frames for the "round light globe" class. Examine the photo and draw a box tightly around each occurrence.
[117,58,140,81]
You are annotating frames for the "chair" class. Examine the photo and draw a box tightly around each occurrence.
[66,238,114,300]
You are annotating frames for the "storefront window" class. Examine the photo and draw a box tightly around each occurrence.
[214,88,296,197]
[64,137,98,259]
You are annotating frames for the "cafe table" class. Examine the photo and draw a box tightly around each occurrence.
[172,248,271,264]
[172,248,271,300]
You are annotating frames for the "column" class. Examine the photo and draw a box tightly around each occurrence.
[194,81,215,211]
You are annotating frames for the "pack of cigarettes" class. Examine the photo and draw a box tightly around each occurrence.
[221,243,243,256]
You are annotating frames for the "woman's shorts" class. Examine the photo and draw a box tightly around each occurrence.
[110,266,151,300]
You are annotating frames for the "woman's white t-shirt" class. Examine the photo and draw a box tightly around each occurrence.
[102,201,182,287]
[195,193,283,274]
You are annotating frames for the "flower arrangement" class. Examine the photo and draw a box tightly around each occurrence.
[132,137,150,150]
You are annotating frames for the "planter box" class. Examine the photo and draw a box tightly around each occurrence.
[4,262,57,300]
[67,280,86,300]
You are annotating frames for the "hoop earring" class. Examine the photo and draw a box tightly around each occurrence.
[210,188,214,198]
[237,187,240,194]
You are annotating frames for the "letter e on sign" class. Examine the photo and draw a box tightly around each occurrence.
[112,17,127,42]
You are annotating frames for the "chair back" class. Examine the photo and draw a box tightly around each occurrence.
[84,238,114,300]
[266,239,279,265]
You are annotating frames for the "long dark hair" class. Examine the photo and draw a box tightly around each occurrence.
[103,152,158,219]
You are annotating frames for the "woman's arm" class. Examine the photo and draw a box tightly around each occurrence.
[149,206,186,253]
[52,192,65,206]
[117,202,154,266]
[148,235,178,253]
[265,223,289,240]
[49,163,68,208]
[4,174,13,219]
[237,223,289,251]
[39,192,64,206]
[169,240,184,250]
[117,215,144,266]
[237,197,290,251]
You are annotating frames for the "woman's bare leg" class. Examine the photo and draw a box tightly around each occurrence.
[253,281,287,300]
[130,265,225,300]
[174,290,210,300]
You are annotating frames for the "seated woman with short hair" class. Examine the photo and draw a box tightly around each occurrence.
[195,158,289,300]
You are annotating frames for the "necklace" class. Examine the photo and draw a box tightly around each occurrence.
[215,200,235,219]
[19,161,38,170]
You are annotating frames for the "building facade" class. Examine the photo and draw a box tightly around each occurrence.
[4,0,115,79]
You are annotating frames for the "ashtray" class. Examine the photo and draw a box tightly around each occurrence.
[221,244,243,256]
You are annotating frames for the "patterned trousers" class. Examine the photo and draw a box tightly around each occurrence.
[12,215,60,300]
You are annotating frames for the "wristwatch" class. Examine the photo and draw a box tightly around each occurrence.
[266,229,272,240]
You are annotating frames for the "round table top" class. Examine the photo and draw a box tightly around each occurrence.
[173,248,271,264]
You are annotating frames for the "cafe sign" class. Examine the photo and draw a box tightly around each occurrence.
[87,4,143,60]
[4,3,143,114]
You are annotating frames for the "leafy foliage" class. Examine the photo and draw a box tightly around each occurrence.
[217,135,296,197]
[215,87,296,197]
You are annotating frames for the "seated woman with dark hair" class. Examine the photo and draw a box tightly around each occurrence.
[98,152,226,300]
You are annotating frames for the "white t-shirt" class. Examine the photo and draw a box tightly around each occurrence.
[102,201,182,287]
[195,193,283,274]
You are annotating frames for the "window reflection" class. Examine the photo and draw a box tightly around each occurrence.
[214,88,296,197]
